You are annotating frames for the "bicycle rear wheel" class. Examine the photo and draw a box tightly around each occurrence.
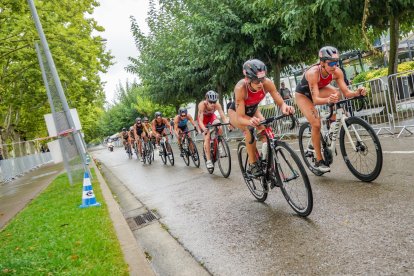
[188,139,200,167]
[339,117,383,182]
[237,142,268,202]
[142,142,147,164]
[166,141,175,166]
[273,141,313,217]
[298,122,324,176]
[217,137,231,178]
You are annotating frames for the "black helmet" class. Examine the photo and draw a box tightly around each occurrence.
[243,59,267,80]
[143,116,149,122]
[135,117,141,123]
[205,90,218,102]
[319,46,339,61]
[154,111,162,117]
[122,127,126,131]
[178,107,188,115]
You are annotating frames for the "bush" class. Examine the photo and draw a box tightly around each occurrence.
[352,61,414,84]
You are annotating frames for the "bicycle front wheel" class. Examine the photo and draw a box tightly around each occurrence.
[181,139,190,166]
[160,143,167,164]
[339,117,383,182]
[237,142,268,202]
[298,122,325,176]
[217,137,231,178]
[166,141,175,166]
[146,142,153,164]
[188,139,200,167]
[274,141,313,217]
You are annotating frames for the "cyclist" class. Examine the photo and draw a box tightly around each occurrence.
[198,90,229,169]
[120,127,130,151]
[174,107,200,157]
[295,46,366,173]
[128,126,135,153]
[133,117,149,161]
[228,59,294,176]
[152,111,172,153]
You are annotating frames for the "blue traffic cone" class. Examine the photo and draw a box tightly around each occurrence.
[79,172,101,208]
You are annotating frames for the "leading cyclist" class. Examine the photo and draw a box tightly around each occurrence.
[295,46,366,173]
[228,59,294,176]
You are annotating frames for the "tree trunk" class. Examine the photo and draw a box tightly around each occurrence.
[271,53,282,91]
[387,14,399,119]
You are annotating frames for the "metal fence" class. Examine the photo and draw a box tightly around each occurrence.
[0,152,53,184]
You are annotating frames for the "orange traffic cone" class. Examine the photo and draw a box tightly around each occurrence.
[79,172,101,208]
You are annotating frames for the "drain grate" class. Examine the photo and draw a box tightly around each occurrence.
[133,210,158,226]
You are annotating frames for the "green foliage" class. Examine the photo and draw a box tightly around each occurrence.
[0,0,112,144]
[352,61,414,83]
[0,171,128,275]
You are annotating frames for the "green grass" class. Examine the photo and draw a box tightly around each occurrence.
[0,170,129,275]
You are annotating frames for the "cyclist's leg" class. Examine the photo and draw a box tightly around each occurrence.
[296,93,323,162]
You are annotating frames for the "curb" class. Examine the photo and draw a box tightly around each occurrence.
[91,160,155,276]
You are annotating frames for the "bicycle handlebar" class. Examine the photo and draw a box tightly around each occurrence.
[207,122,230,128]
[326,95,366,120]
[248,114,296,144]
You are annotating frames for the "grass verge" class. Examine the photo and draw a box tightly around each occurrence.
[0,170,128,275]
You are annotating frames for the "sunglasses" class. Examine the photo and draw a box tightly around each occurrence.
[180,113,187,117]
[208,100,217,104]
[251,77,265,85]
[327,61,338,67]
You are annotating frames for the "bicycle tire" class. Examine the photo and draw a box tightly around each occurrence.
[237,142,268,202]
[217,137,231,178]
[181,138,190,166]
[146,142,153,164]
[339,117,383,182]
[298,122,324,176]
[188,139,200,167]
[142,142,147,165]
[274,141,313,217]
[166,141,175,166]
[160,143,167,164]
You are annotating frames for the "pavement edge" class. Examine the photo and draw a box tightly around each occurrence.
[91,160,155,276]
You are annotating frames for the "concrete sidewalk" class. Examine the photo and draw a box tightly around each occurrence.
[0,162,63,229]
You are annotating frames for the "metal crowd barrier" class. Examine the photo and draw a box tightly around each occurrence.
[0,152,52,184]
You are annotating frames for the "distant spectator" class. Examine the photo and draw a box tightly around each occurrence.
[169,117,174,128]
[226,98,233,112]
[41,145,46,153]
[279,82,292,100]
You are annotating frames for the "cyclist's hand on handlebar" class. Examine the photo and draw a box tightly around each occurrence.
[328,93,339,104]
[281,103,295,115]
[248,116,261,127]
[355,87,366,97]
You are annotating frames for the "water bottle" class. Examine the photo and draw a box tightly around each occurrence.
[261,142,268,160]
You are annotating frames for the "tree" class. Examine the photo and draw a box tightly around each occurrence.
[0,0,112,154]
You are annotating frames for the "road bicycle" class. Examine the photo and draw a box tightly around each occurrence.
[298,95,383,182]
[159,135,174,166]
[202,122,231,178]
[179,129,200,167]
[237,114,313,217]
[126,142,133,159]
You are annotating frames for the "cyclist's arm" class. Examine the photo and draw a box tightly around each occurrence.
[173,116,180,136]
[216,102,229,124]
[133,125,138,142]
[188,114,200,132]
[334,69,365,98]
[198,102,207,132]
[164,118,172,134]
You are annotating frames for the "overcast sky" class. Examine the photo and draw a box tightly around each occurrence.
[93,0,150,103]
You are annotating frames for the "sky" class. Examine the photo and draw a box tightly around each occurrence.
[92,0,150,103]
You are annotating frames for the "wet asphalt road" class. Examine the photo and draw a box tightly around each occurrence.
[93,135,414,275]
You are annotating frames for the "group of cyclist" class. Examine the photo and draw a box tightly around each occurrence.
[119,46,366,174]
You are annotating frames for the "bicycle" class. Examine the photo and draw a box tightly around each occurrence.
[141,138,153,165]
[179,129,200,167]
[202,122,231,178]
[126,142,133,159]
[237,114,313,217]
[298,95,383,182]
[159,135,174,166]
